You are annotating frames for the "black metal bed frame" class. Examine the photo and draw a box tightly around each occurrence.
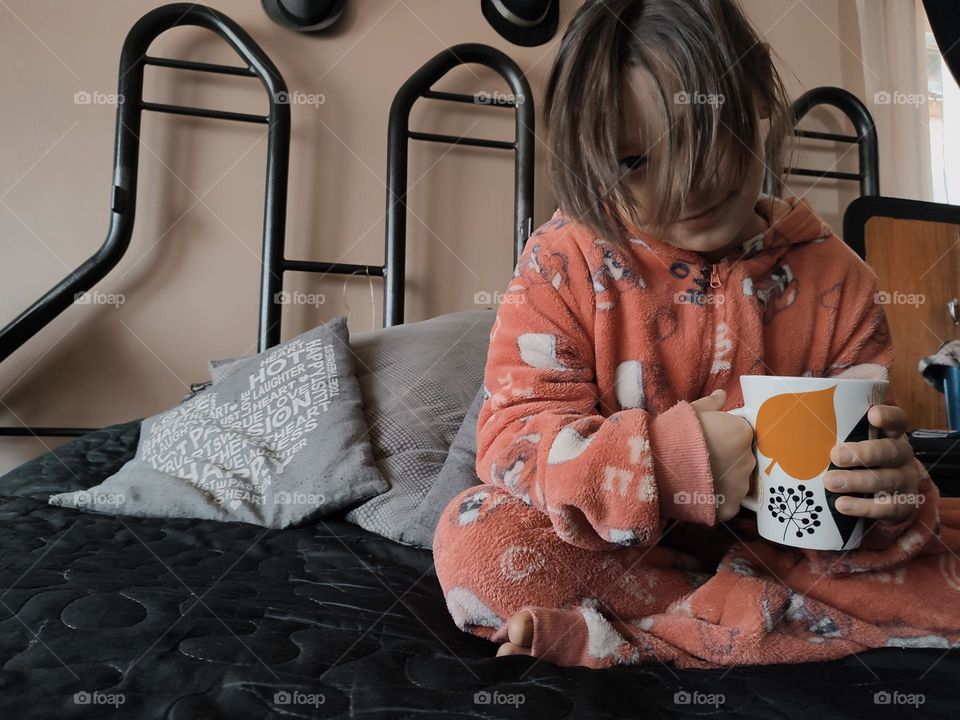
[0,7,872,443]
[0,4,290,438]
[385,43,535,324]
[0,6,535,439]
[284,43,534,330]
[764,85,880,202]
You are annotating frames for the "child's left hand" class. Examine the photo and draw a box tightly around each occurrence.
[822,404,921,525]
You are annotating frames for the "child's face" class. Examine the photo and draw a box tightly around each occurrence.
[616,66,769,261]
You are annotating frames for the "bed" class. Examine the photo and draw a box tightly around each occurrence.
[0,420,956,718]
[1,5,957,719]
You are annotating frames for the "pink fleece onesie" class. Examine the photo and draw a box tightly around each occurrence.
[432,193,958,669]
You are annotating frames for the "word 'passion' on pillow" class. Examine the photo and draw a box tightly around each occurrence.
[48,316,388,528]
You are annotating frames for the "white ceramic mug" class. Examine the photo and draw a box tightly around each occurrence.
[727,375,888,551]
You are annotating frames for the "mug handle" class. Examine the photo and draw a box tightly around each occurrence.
[727,406,760,513]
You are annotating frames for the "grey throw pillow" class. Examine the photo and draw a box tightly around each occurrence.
[344,309,495,547]
[409,385,486,549]
[48,316,388,528]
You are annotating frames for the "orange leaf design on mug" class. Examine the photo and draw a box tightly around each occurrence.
[756,386,837,480]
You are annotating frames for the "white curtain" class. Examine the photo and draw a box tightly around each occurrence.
[855,0,934,201]
[941,32,960,202]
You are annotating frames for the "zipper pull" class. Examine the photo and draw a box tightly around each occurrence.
[710,264,721,288]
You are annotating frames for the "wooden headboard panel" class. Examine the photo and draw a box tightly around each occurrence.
[862,215,960,430]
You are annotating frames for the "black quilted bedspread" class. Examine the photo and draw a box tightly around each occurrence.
[0,422,957,719]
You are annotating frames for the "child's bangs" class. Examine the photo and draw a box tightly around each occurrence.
[618,30,761,238]
[544,0,795,246]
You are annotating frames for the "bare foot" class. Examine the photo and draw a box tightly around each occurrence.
[496,609,534,657]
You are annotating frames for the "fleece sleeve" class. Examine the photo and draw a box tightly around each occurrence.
[803,262,943,575]
[474,236,718,553]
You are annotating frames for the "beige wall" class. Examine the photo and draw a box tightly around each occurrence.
[0,0,867,473]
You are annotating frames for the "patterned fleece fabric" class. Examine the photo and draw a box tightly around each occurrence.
[433,193,960,669]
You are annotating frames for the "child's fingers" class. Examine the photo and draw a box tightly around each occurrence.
[823,466,919,495]
[830,436,913,468]
[833,493,919,522]
[867,404,908,438]
[689,388,726,413]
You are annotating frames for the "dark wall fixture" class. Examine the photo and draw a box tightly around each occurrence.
[261,0,346,32]
[481,0,558,47]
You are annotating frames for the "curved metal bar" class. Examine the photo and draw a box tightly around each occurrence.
[384,43,535,328]
[0,3,290,365]
[764,86,880,198]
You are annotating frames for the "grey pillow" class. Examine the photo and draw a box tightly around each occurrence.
[48,316,388,528]
[409,385,486,549]
[344,309,495,547]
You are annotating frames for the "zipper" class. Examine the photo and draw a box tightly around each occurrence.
[700,259,731,396]
[708,257,734,290]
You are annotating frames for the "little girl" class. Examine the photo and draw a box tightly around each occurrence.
[433,0,954,669]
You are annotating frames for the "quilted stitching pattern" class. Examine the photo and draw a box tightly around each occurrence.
[0,422,956,718]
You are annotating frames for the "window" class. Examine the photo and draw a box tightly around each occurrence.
[923,12,959,204]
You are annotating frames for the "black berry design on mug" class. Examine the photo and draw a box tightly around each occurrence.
[768,484,823,540]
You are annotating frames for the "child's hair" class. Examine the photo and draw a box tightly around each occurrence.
[543,0,797,245]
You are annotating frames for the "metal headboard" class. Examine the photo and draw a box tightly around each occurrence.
[0,28,536,439]
[279,43,535,331]
[0,3,292,437]
[382,43,535,327]
[764,86,880,199]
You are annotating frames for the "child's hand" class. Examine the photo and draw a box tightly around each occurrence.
[690,389,756,522]
[822,404,921,524]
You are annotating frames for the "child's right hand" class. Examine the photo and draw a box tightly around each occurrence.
[690,389,757,522]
